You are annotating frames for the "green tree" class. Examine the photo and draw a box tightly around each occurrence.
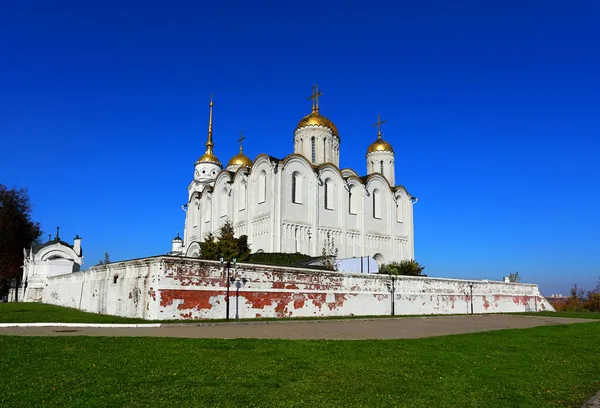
[567,284,585,312]
[508,271,521,282]
[198,221,251,262]
[0,185,42,299]
[379,260,425,276]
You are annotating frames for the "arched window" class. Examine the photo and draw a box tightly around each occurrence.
[205,198,212,222]
[380,160,384,174]
[220,188,228,217]
[324,178,333,210]
[193,199,200,227]
[239,181,247,211]
[373,189,381,219]
[311,137,316,163]
[396,195,403,223]
[258,171,266,203]
[292,172,302,204]
[348,185,357,215]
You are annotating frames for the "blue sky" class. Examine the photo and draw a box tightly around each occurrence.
[1,1,598,295]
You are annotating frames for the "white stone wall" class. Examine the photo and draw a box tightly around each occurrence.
[39,256,554,320]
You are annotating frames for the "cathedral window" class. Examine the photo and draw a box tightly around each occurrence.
[324,178,333,210]
[292,172,302,204]
[239,181,247,211]
[380,160,384,174]
[205,198,211,222]
[311,137,316,163]
[258,171,266,203]
[396,195,403,223]
[220,188,228,217]
[373,189,381,219]
[348,185,357,215]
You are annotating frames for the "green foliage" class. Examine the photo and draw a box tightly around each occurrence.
[508,271,520,282]
[0,185,42,291]
[199,221,250,262]
[320,231,339,271]
[96,252,111,266]
[379,259,425,276]
[1,322,600,406]
[248,252,312,266]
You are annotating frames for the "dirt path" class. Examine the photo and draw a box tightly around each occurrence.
[0,315,595,340]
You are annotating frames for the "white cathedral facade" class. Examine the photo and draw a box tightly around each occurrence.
[175,87,416,266]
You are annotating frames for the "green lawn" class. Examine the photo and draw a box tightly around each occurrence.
[0,302,146,323]
[1,322,599,407]
[6,303,598,325]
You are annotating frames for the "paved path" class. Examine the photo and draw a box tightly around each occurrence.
[0,314,595,340]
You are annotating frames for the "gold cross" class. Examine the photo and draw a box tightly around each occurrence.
[307,84,323,112]
[372,114,387,138]
[237,131,246,151]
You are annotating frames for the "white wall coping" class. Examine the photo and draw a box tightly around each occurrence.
[0,323,162,328]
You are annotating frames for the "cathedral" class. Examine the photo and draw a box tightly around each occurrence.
[174,86,416,266]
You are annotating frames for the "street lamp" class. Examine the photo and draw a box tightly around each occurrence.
[220,256,237,320]
[230,276,248,319]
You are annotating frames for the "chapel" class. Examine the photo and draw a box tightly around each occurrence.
[174,86,416,265]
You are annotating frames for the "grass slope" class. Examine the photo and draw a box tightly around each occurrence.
[0,303,145,323]
[1,323,599,407]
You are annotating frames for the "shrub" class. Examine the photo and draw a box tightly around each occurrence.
[379,260,425,276]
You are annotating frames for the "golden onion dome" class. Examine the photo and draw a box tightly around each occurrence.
[196,151,222,166]
[227,150,253,168]
[366,137,394,154]
[295,111,339,138]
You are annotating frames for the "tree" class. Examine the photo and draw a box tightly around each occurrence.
[320,231,339,271]
[198,221,251,262]
[0,185,42,299]
[379,260,425,276]
[508,271,521,283]
[567,284,586,312]
[97,252,111,266]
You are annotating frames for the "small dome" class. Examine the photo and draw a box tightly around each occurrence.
[296,112,339,138]
[367,137,394,154]
[172,233,183,242]
[227,151,253,168]
[196,152,222,166]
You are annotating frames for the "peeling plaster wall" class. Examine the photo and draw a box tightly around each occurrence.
[41,256,554,320]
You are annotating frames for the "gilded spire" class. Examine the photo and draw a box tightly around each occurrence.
[196,93,221,165]
[206,93,214,153]
[308,84,323,114]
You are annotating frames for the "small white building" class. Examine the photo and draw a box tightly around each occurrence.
[179,87,416,265]
[22,234,84,302]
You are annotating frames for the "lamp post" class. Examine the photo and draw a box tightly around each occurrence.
[220,256,237,320]
[468,283,474,315]
[230,277,248,319]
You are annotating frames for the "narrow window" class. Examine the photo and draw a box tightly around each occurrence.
[348,185,356,215]
[220,188,227,217]
[292,174,297,203]
[324,180,328,209]
[380,160,384,174]
[311,137,316,163]
[396,195,403,223]
[239,181,247,211]
[324,178,334,210]
[373,189,381,219]
[205,199,212,222]
[258,171,266,203]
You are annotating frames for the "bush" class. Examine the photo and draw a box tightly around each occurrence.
[379,260,425,276]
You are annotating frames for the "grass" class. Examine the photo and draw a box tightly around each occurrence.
[1,322,599,407]
[5,303,599,325]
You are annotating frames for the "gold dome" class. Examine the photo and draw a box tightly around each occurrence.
[196,151,222,165]
[227,150,253,168]
[296,112,339,137]
[366,137,394,154]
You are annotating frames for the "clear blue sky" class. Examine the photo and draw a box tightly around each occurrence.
[1,1,598,295]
